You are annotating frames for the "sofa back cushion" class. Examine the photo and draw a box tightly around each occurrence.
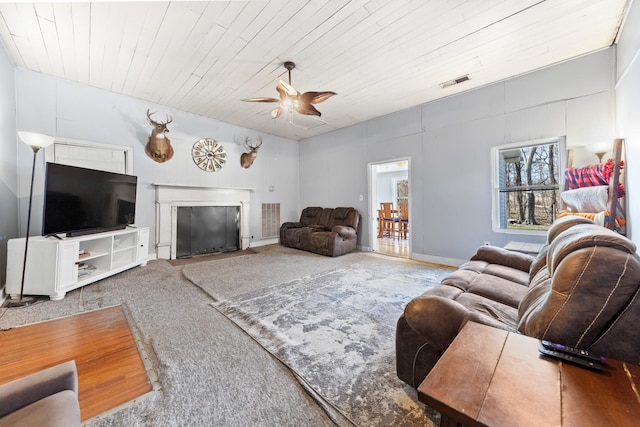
[471,245,534,273]
[546,215,594,244]
[318,208,334,228]
[546,223,637,273]
[518,222,640,363]
[327,207,360,230]
[299,207,324,226]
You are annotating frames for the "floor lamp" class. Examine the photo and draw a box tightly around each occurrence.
[6,131,55,308]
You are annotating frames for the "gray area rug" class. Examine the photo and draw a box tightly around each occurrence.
[0,245,453,426]
[208,266,448,426]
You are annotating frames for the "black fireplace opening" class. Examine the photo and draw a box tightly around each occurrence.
[176,206,240,258]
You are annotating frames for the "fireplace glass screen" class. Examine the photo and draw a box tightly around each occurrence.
[176,206,240,258]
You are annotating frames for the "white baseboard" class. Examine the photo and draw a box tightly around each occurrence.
[357,245,463,267]
[411,253,465,268]
[250,238,279,248]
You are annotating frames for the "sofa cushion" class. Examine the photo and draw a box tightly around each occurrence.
[546,215,595,244]
[547,223,637,273]
[319,208,333,227]
[454,293,519,330]
[466,275,528,308]
[327,207,360,230]
[441,260,529,307]
[480,264,530,287]
[470,245,534,273]
[299,207,324,226]
[0,390,80,427]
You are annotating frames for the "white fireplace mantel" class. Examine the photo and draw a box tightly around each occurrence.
[153,183,254,259]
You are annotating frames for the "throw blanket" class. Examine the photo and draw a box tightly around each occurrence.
[558,211,625,228]
[564,159,624,198]
[560,186,609,213]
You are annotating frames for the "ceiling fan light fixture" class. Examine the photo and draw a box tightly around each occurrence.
[243,61,336,121]
[281,96,300,111]
[440,74,470,88]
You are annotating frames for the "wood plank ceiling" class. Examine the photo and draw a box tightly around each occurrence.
[0,1,629,141]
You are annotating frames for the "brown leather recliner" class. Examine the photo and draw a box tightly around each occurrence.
[280,207,360,257]
[396,216,640,388]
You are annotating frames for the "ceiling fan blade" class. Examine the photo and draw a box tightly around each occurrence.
[301,91,337,105]
[241,97,279,103]
[296,103,321,117]
[271,106,284,119]
[276,78,299,97]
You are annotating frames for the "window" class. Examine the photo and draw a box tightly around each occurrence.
[44,137,133,174]
[394,178,408,208]
[492,137,564,233]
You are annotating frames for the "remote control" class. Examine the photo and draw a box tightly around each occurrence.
[538,345,603,371]
[541,340,603,363]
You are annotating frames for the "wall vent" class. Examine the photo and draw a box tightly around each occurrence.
[261,203,280,238]
[440,74,470,88]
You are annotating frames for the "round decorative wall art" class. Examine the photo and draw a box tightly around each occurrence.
[192,138,226,172]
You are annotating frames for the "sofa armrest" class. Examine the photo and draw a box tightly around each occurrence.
[280,221,302,230]
[0,361,78,419]
[403,295,468,353]
[471,245,534,273]
[332,225,356,239]
[405,294,514,353]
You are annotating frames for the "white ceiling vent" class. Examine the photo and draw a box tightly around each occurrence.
[440,74,470,88]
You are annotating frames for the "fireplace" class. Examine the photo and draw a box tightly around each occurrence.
[154,184,253,259]
[176,206,239,258]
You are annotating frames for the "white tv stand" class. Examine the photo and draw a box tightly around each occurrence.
[6,227,149,301]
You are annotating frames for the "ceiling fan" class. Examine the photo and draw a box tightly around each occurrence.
[242,61,337,119]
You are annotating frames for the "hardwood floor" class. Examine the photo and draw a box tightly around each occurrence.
[376,236,409,258]
[0,305,152,421]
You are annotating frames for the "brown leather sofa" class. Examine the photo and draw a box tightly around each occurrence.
[280,207,360,257]
[396,216,640,388]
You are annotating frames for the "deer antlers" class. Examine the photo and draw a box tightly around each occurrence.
[146,109,173,129]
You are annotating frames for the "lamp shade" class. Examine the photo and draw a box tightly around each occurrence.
[18,131,55,149]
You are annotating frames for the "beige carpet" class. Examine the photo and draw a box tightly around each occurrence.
[0,244,454,426]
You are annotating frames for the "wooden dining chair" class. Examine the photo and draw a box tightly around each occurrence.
[379,202,398,238]
[377,209,384,237]
[398,202,409,239]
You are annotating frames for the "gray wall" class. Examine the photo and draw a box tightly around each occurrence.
[616,0,640,249]
[12,69,301,257]
[300,48,618,265]
[0,40,17,286]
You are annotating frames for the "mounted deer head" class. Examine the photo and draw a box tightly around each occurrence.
[240,136,263,169]
[145,109,174,163]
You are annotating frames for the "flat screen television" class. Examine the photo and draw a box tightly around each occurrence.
[43,163,138,237]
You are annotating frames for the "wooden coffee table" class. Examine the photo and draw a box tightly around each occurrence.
[418,321,640,427]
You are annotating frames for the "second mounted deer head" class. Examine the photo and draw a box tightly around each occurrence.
[145,109,174,163]
[240,136,263,169]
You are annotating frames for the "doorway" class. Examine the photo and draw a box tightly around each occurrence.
[369,159,410,258]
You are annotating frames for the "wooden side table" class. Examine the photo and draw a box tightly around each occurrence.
[418,321,640,427]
